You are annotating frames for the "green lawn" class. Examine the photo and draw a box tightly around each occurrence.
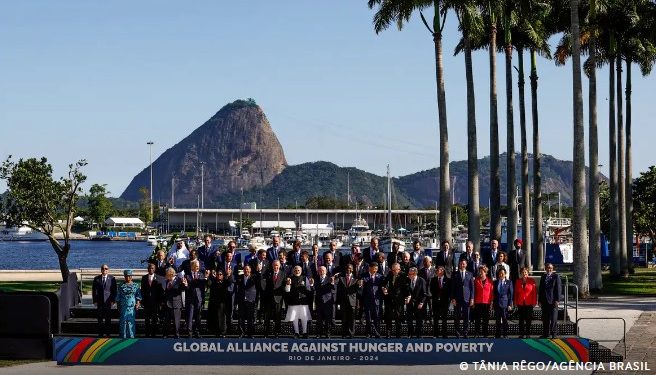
[0,281,61,293]
[596,268,656,296]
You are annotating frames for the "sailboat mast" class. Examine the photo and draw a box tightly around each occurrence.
[387,164,392,235]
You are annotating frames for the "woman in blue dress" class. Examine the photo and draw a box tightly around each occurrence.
[117,269,142,338]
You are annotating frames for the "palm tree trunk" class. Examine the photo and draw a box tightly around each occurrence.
[609,53,620,277]
[504,7,517,247]
[433,3,452,246]
[530,49,544,271]
[489,21,502,242]
[465,35,480,254]
[588,36,603,291]
[570,0,590,297]
[617,55,628,277]
[518,48,531,269]
[625,60,634,273]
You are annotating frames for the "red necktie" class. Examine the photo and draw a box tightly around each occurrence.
[347,275,351,286]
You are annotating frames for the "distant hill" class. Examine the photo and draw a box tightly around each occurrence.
[120,99,594,208]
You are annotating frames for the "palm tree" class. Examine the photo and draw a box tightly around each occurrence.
[570,0,590,297]
[452,1,484,253]
[502,1,517,246]
[367,0,453,246]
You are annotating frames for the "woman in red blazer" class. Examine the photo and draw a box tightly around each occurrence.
[514,267,538,338]
[473,265,494,337]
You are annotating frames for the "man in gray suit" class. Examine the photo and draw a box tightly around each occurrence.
[337,264,359,338]
[162,267,185,338]
[92,264,117,337]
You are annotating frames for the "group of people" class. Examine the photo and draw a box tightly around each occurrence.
[92,235,562,339]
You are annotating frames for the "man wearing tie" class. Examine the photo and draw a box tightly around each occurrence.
[249,249,270,278]
[288,240,303,267]
[162,267,184,338]
[383,263,409,338]
[314,266,337,338]
[538,263,562,338]
[363,238,381,265]
[353,254,368,278]
[92,264,117,337]
[196,234,214,270]
[377,252,389,277]
[459,241,475,266]
[236,265,259,338]
[262,260,287,338]
[493,268,514,338]
[184,260,206,338]
[429,266,451,338]
[359,262,384,338]
[337,264,359,338]
[322,252,339,277]
[451,259,475,338]
[419,257,436,284]
[325,240,343,268]
[140,262,163,337]
[468,252,482,275]
[484,239,501,270]
[508,239,528,282]
[435,241,455,278]
[266,235,283,263]
[406,267,427,338]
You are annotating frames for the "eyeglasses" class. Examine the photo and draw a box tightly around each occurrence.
[102,267,109,270]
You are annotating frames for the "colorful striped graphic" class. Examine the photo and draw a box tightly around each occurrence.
[55,337,139,364]
[522,338,589,363]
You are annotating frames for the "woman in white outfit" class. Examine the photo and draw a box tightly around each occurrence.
[491,251,511,281]
[285,265,314,338]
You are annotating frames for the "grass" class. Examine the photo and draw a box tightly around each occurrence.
[0,359,48,367]
[595,267,656,296]
[0,281,61,293]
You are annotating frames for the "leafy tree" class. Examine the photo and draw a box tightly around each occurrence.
[138,186,152,224]
[0,157,87,282]
[633,166,656,242]
[87,183,113,229]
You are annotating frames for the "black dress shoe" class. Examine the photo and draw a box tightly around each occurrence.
[293,333,300,339]
[302,333,308,339]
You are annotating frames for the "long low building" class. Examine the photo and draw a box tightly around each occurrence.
[160,208,439,234]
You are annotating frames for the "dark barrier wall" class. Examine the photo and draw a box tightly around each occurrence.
[0,294,52,359]
[57,272,81,330]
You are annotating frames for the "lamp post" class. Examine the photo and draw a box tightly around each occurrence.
[200,162,205,209]
[147,141,154,229]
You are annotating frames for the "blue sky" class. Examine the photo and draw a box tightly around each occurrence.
[1,1,654,196]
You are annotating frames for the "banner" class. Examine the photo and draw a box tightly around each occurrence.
[54,337,589,366]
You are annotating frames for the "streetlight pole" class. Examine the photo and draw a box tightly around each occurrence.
[147,141,154,229]
[200,162,205,209]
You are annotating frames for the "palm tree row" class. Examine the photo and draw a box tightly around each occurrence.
[367,0,656,296]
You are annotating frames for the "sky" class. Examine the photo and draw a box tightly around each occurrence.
[1,1,654,197]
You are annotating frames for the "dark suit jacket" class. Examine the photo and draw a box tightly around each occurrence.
[197,244,213,268]
[162,277,184,308]
[384,273,410,306]
[419,267,436,284]
[208,276,234,305]
[92,274,117,305]
[483,249,500,269]
[467,260,483,275]
[323,251,342,268]
[298,261,314,278]
[363,247,380,265]
[399,260,416,275]
[266,246,283,262]
[435,250,455,278]
[140,274,163,308]
[538,272,562,305]
[235,275,259,304]
[493,279,514,308]
[317,262,340,277]
[451,270,475,304]
[386,251,402,268]
[337,273,359,308]
[151,259,170,277]
[353,262,368,279]
[359,273,384,307]
[429,276,451,305]
[508,249,528,280]
[410,250,425,268]
[206,251,224,272]
[248,258,270,278]
[180,259,206,275]
[314,277,336,306]
[377,262,390,277]
[261,270,288,304]
[408,277,427,307]
[184,273,206,306]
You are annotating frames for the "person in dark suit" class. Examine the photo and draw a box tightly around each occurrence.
[409,241,426,269]
[266,235,284,262]
[376,252,389,277]
[180,249,206,275]
[459,241,475,265]
[399,252,416,275]
[140,262,163,337]
[218,250,239,277]
[451,259,475,338]
[278,250,293,275]
[206,246,224,272]
[429,266,451,338]
[235,265,259,337]
[539,263,562,338]
[151,250,169,277]
[435,241,455,278]
[324,241,343,268]
[262,260,287,338]
[92,264,117,337]
[483,239,501,270]
[337,263,359,338]
[508,239,528,282]
[249,249,270,278]
[184,260,206,338]
[383,263,409,338]
[467,252,483,275]
[162,267,184,338]
[299,250,314,278]
[243,244,259,265]
[314,266,337,338]
[352,253,368,279]
[359,262,384,338]
[419,257,436,284]
[196,234,214,270]
[288,240,303,267]
[387,241,403,268]
[363,238,381,265]
[342,243,361,268]
[207,269,233,337]
[493,268,514,338]
[406,267,427,337]
[322,252,340,276]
